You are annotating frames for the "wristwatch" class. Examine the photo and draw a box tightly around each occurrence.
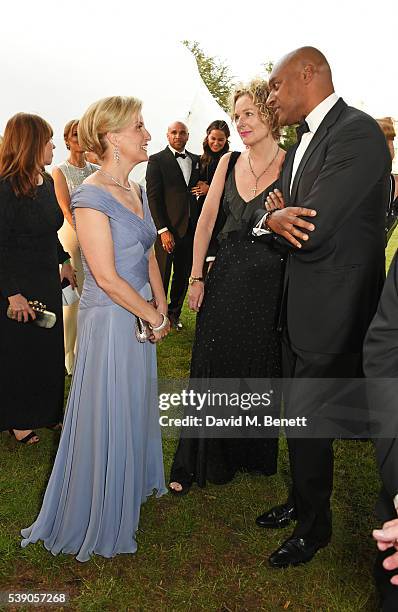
[188,276,203,285]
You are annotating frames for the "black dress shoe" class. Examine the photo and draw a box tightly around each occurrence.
[256,503,296,529]
[168,314,183,331]
[269,535,330,568]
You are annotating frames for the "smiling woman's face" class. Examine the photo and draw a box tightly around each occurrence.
[207,129,227,153]
[111,112,151,164]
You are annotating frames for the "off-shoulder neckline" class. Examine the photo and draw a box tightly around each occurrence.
[75,183,145,222]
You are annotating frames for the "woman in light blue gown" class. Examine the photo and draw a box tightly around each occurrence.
[21,96,170,562]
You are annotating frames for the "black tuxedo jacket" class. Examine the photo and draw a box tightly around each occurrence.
[145,147,200,239]
[364,251,398,519]
[254,98,391,354]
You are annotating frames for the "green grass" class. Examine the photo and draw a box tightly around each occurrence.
[1,233,397,611]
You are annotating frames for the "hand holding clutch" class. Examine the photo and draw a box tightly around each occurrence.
[7,299,56,328]
[135,298,156,343]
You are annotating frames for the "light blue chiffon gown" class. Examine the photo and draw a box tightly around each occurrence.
[21,184,167,562]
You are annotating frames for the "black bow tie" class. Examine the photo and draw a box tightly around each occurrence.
[296,120,310,141]
[175,152,186,159]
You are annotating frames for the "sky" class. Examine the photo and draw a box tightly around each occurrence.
[181,0,397,117]
[1,0,397,163]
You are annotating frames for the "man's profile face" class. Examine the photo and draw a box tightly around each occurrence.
[267,60,304,127]
[167,123,189,152]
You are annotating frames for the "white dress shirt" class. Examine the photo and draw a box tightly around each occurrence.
[253,92,340,236]
[158,146,193,235]
[290,92,340,191]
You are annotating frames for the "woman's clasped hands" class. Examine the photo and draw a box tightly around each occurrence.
[7,294,36,323]
[150,301,170,343]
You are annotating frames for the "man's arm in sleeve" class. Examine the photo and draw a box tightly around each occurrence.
[145,156,168,232]
[289,119,390,253]
[364,251,398,504]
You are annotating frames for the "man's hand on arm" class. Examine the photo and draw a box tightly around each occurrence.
[267,206,317,248]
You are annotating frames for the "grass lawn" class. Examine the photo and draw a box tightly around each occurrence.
[1,234,397,611]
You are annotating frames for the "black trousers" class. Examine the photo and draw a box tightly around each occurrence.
[282,334,363,542]
[154,227,193,319]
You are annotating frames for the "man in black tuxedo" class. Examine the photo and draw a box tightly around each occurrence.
[253,47,391,568]
[146,122,200,330]
[364,251,398,610]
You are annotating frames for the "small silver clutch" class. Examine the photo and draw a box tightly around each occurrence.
[135,298,155,343]
[7,300,57,329]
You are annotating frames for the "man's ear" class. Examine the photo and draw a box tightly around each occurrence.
[303,63,315,85]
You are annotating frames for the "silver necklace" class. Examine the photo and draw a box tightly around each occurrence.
[248,147,279,196]
[67,159,87,178]
[98,169,132,191]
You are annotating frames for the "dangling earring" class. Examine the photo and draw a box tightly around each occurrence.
[113,145,120,164]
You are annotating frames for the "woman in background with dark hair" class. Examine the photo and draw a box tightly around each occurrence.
[0,113,75,443]
[192,120,230,265]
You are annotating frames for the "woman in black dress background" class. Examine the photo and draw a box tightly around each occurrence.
[192,120,230,266]
[169,80,285,493]
[0,113,76,443]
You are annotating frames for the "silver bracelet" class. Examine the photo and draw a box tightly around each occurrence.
[150,313,169,332]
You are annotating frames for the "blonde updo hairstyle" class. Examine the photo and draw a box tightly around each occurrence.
[232,79,280,140]
[63,119,79,150]
[78,96,142,161]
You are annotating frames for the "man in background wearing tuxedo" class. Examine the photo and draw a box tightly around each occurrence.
[365,251,398,610]
[146,121,200,330]
[253,47,390,568]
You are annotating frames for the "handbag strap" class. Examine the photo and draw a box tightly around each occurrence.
[226,151,241,179]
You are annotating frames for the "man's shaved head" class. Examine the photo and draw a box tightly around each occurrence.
[267,47,334,127]
[167,121,188,133]
[167,121,189,152]
[276,47,332,84]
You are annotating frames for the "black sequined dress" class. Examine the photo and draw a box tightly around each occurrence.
[170,170,284,487]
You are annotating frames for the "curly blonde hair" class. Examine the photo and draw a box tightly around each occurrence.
[78,96,142,160]
[232,79,280,140]
[376,117,396,141]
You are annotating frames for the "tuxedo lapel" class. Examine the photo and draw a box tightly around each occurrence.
[290,125,328,202]
[290,98,347,203]
[187,152,199,189]
[282,148,296,204]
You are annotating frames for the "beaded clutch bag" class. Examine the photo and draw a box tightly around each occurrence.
[7,300,57,329]
[135,298,156,343]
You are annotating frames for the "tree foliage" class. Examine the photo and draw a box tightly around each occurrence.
[264,60,297,150]
[182,40,235,113]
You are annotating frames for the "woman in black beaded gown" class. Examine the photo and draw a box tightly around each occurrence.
[169,80,285,493]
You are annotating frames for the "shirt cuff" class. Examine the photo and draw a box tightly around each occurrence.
[206,256,216,262]
[158,227,168,235]
[252,213,271,236]
[393,494,398,515]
